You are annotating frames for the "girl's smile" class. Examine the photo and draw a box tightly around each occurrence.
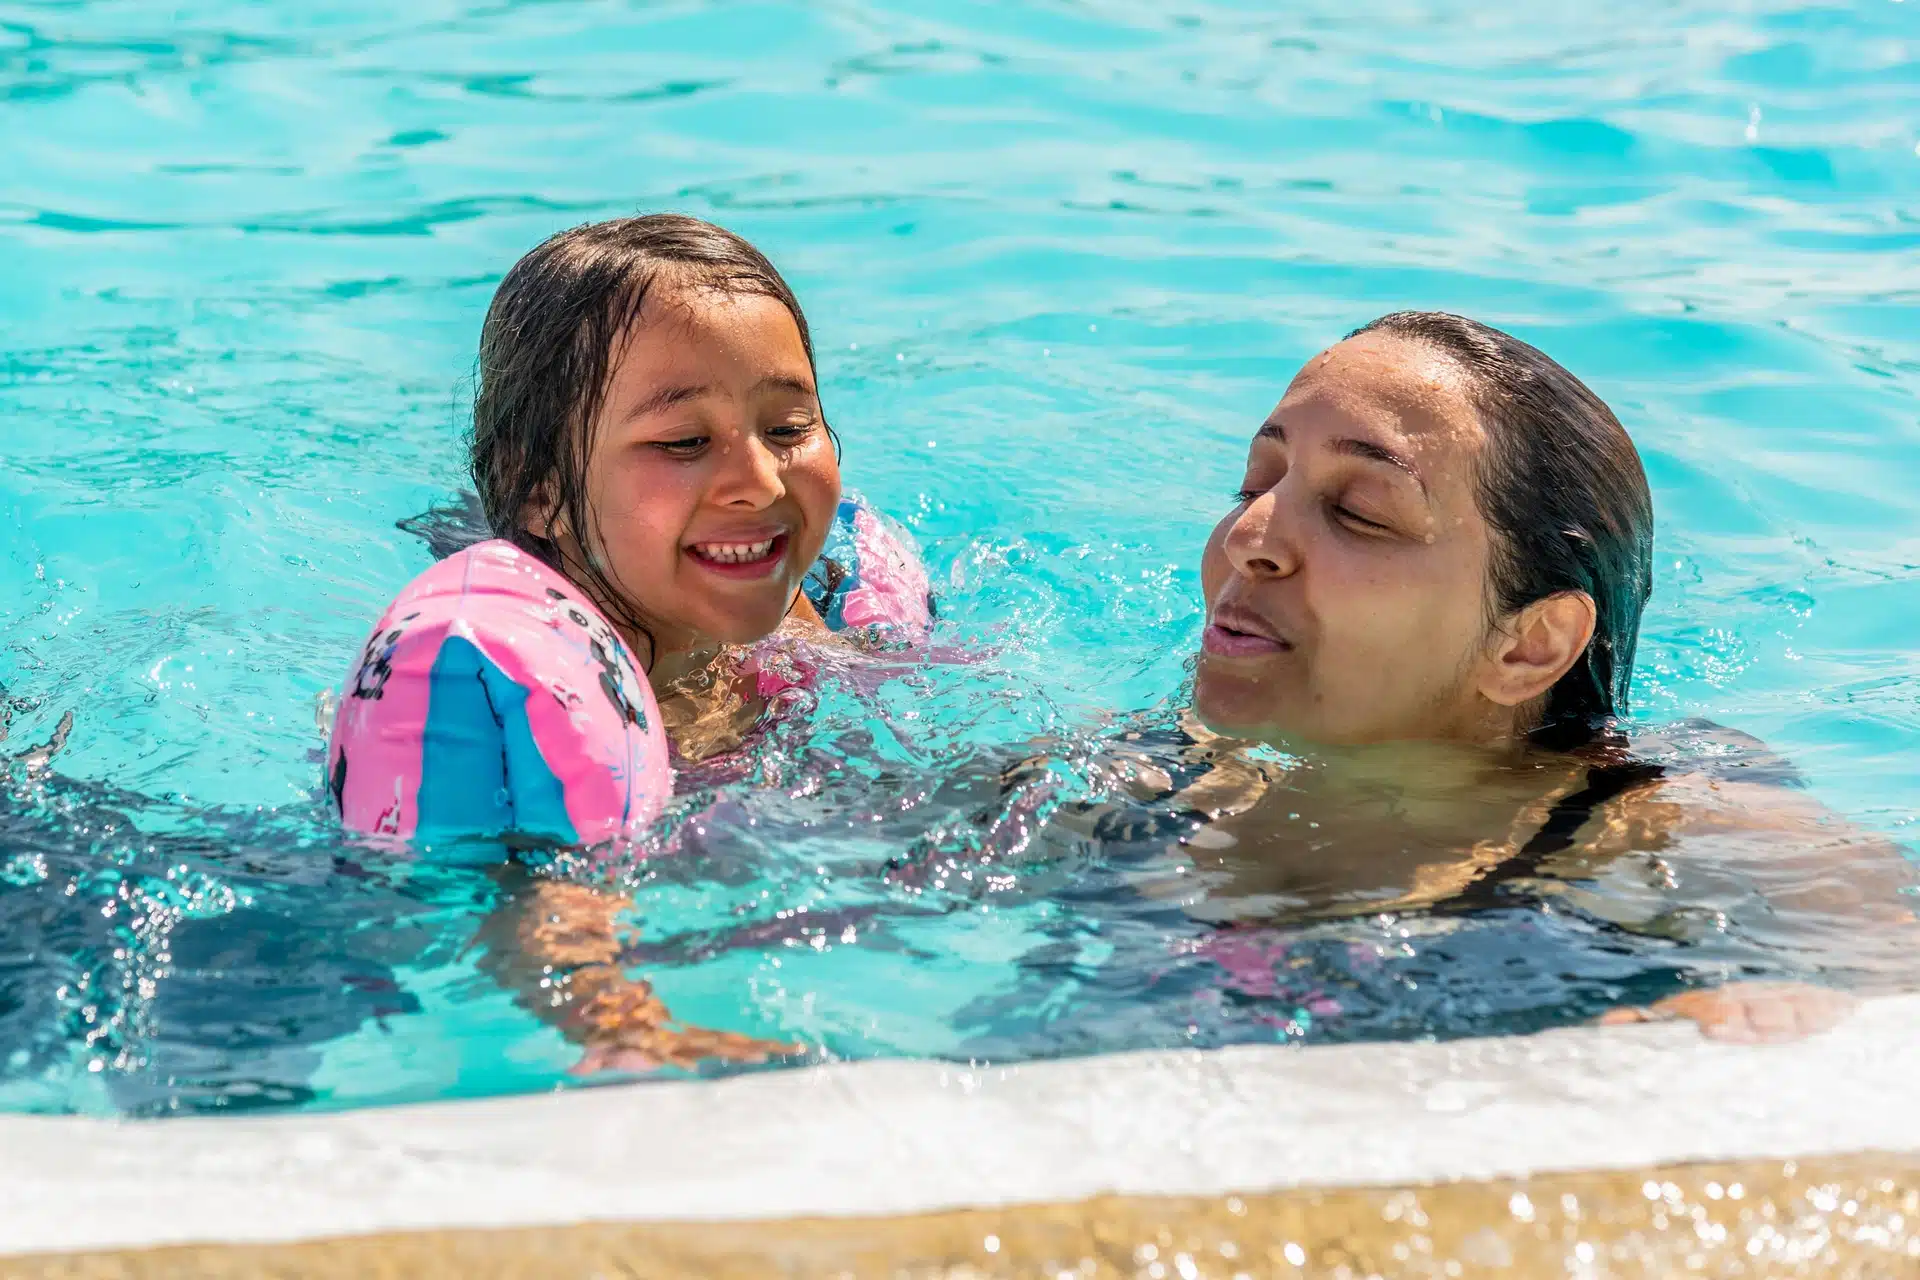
[685,530,790,576]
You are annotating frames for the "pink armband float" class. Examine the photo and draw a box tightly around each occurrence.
[753,494,939,699]
[801,494,934,640]
[326,541,670,847]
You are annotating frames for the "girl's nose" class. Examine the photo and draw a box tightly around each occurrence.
[1224,490,1302,580]
[711,434,785,509]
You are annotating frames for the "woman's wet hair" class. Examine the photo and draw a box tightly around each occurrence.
[1348,312,1654,748]
[469,213,823,656]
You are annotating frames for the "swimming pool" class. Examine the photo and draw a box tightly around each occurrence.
[1,0,1916,1119]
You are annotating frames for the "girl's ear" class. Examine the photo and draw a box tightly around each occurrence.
[1477,590,1597,710]
[518,478,564,542]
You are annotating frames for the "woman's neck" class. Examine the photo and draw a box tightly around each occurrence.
[1201,719,1555,802]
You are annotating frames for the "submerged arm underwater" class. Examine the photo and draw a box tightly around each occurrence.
[473,866,796,1076]
[1575,769,1919,1040]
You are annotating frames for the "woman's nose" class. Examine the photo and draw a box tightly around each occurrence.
[711,434,785,508]
[1224,491,1302,580]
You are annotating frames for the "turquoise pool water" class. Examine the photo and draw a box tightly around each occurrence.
[1,0,1916,1115]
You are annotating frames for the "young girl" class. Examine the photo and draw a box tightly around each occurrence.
[331,215,886,1073]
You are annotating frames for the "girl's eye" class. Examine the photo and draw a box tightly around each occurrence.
[1332,504,1389,533]
[768,422,815,444]
[654,435,709,456]
[1232,488,1263,505]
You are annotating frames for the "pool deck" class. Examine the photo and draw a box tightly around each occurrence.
[4,994,1920,1275]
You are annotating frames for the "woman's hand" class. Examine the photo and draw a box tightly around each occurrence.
[1598,981,1856,1043]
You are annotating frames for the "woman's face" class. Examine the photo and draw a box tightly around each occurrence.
[1196,332,1512,746]
[556,286,841,660]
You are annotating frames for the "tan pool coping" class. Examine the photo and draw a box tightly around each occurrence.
[10,1152,1920,1278]
[3,992,1919,1264]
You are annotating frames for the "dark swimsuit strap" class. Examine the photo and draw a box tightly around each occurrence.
[1431,760,1668,915]
[1521,761,1669,857]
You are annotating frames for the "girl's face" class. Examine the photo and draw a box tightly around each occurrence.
[1196,333,1514,746]
[552,285,841,660]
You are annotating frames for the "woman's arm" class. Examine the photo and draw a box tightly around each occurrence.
[1600,771,1918,972]
[1582,769,1918,1040]
[473,868,796,1074]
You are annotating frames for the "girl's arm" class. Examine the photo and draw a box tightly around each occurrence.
[473,868,795,1074]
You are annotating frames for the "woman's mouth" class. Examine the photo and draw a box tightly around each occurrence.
[1202,604,1292,657]
[686,533,789,579]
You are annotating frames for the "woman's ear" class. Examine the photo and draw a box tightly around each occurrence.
[1478,591,1597,709]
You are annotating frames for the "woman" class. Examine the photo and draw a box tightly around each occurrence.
[1095,311,1913,1041]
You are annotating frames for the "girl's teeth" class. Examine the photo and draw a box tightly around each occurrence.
[694,538,776,563]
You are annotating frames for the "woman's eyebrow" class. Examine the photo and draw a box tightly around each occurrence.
[1256,419,1428,495]
[1333,437,1428,495]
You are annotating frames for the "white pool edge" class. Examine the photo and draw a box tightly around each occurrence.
[5,993,1920,1257]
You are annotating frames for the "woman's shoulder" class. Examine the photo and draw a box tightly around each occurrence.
[1619,718,1807,791]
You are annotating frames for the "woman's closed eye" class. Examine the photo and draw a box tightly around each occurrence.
[1331,502,1392,534]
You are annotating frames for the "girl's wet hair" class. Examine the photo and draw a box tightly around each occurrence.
[1348,312,1654,748]
[469,213,822,654]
